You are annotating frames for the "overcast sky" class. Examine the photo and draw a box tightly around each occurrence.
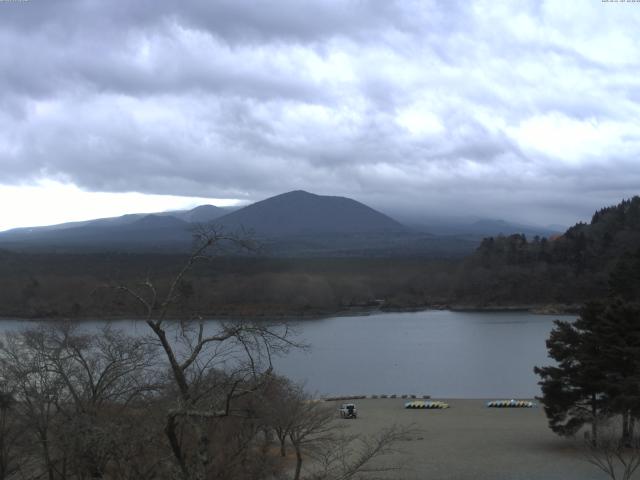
[1,0,639,231]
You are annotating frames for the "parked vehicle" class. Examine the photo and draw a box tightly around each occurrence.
[339,403,357,419]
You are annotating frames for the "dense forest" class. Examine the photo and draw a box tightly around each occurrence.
[456,196,640,306]
[0,253,458,318]
[1,197,639,319]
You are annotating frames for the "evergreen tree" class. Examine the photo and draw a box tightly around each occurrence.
[609,249,640,301]
[596,300,640,444]
[534,302,609,442]
[536,300,640,444]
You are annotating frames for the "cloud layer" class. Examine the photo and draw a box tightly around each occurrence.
[1,0,639,225]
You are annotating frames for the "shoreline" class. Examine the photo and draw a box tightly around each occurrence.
[0,303,580,322]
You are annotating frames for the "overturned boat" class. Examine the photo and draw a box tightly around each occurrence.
[405,400,449,409]
[487,399,535,408]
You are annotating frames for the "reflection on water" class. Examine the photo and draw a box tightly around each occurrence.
[0,310,575,398]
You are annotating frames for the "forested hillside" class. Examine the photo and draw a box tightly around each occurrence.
[453,197,640,306]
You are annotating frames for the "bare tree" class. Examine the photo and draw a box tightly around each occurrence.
[0,226,408,480]
[0,386,25,479]
[304,424,411,480]
[584,416,640,480]
[47,324,159,479]
[0,328,70,480]
[0,323,161,480]
[115,226,300,480]
[288,399,336,480]
[259,375,303,458]
[258,376,411,480]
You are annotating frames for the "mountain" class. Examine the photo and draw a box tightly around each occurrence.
[0,214,193,251]
[0,203,225,252]
[178,205,227,223]
[0,192,410,253]
[0,191,478,257]
[148,204,233,224]
[92,215,192,248]
[0,204,228,236]
[216,190,405,236]
[466,219,560,238]
[546,224,568,233]
[395,214,560,238]
[1,213,144,235]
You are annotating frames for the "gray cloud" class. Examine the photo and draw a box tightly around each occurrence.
[1,0,639,226]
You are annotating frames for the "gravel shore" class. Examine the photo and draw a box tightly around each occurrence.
[325,398,604,480]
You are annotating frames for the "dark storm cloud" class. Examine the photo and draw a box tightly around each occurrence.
[1,0,639,225]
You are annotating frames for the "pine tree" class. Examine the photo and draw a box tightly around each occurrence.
[609,249,640,301]
[536,300,640,444]
[596,300,640,445]
[534,302,609,442]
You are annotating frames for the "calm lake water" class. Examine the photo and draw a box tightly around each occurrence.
[0,310,573,398]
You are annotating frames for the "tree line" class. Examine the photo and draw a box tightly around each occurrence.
[0,253,458,319]
[453,197,640,306]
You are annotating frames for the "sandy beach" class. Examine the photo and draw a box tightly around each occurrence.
[323,399,605,480]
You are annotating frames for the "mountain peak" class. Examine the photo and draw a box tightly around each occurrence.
[269,190,317,200]
[188,204,222,213]
[184,204,226,223]
[283,190,313,196]
[217,191,404,236]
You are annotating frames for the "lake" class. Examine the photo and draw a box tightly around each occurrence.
[0,310,573,398]
[279,310,570,398]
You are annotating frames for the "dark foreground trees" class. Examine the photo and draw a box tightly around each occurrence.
[0,228,408,480]
[0,324,407,480]
[536,251,640,446]
[534,302,608,441]
[0,323,161,479]
[113,227,302,479]
[535,299,640,445]
[536,295,640,480]
[584,416,640,480]
[0,322,287,479]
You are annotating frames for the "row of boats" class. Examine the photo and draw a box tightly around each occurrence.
[404,399,536,409]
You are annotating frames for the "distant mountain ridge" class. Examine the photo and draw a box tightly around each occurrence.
[2,204,234,235]
[0,190,560,256]
[396,214,561,238]
[0,191,409,253]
